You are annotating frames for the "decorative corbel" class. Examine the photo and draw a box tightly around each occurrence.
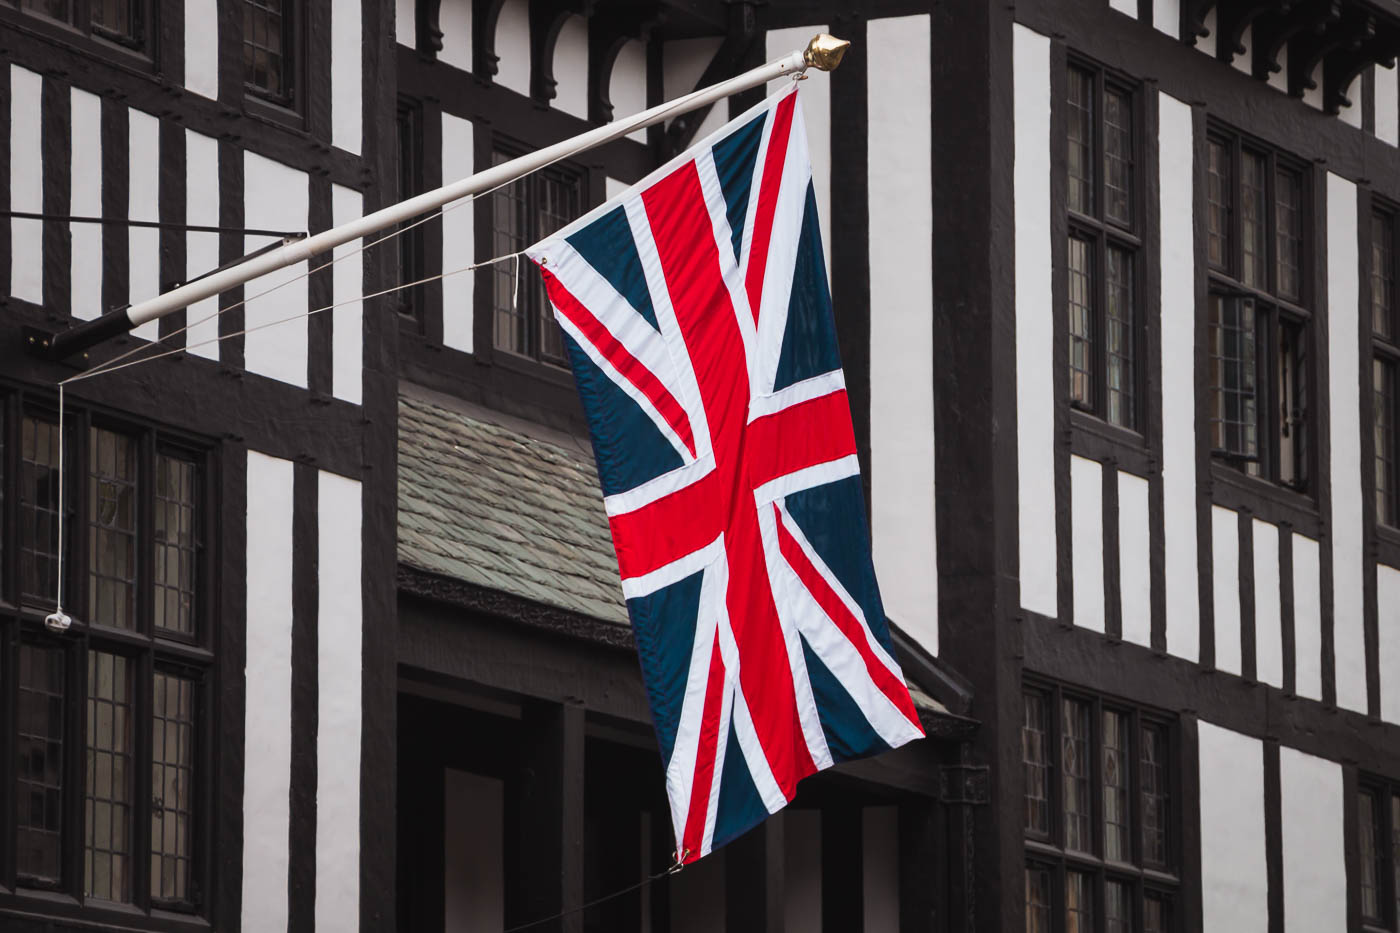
[587,10,658,124]
[473,0,510,80]
[1181,0,1217,47]
[1252,0,1340,82]
[416,0,444,55]
[1216,0,1291,65]
[530,0,594,105]
[661,1,760,159]
[1325,17,1399,114]
[1288,4,1363,97]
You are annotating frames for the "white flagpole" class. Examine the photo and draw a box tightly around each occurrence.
[43,34,849,359]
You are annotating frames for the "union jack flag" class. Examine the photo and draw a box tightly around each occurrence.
[526,84,923,864]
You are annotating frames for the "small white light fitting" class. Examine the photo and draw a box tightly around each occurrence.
[44,610,72,633]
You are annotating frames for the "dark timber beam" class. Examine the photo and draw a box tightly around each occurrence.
[724,817,785,933]
[513,701,585,933]
[1289,4,1367,97]
[1217,0,1292,64]
[820,808,863,931]
[661,1,759,159]
[1182,0,1217,46]
[1252,0,1340,81]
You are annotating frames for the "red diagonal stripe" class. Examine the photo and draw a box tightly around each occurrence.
[743,92,797,325]
[745,389,858,491]
[609,471,722,581]
[774,505,923,730]
[541,267,697,458]
[681,630,727,863]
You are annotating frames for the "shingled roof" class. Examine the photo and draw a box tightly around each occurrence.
[397,388,628,626]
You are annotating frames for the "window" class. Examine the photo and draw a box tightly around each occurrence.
[10,0,150,53]
[1205,128,1311,492]
[490,143,583,366]
[243,0,296,106]
[3,399,211,916]
[396,98,426,329]
[1373,209,1398,527]
[1023,683,1177,933]
[1065,62,1141,432]
[1358,779,1400,932]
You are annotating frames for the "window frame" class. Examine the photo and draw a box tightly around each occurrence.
[1022,679,1181,933]
[2,0,157,65]
[0,390,216,922]
[1064,56,1147,437]
[1358,776,1400,933]
[1372,204,1400,532]
[241,0,304,119]
[1203,124,1315,495]
[395,95,428,334]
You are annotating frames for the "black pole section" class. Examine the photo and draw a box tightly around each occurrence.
[42,307,136,359]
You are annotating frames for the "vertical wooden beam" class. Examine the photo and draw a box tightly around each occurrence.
[725,817,785,933]
[898,798,941,933]
[515,700,585,933]
[822,807,863,931]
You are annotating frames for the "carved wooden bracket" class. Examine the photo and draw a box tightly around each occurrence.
[530,0,594,104]
[473,0,510,80]
[660,0,759,159]
[1182,0,1217,47]
[1325,17,1400,112]
[1217,0,1291,64]
[1252,0,1340,80]
[416,0,445,56]
[587,10,658,124]
[1288,4,1365,96]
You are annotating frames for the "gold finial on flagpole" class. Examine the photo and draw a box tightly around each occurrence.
[803,34,850,72]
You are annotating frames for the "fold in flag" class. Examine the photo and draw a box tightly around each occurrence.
[526,83,923,864]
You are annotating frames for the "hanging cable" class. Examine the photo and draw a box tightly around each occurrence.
[501,856,685,933]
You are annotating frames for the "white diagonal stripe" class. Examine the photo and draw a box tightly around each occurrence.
[619,535,724,600]
[752,454,860,508]
[605,455,715,520]
[749,370,845,421]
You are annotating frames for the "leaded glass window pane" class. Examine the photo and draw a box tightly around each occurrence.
[155,454,199,635]
[20,0,76,23]
[89,427,137,630]
[1241,151,1267,290]
[1207,140,1232,271]
[1144,894,1167,933]
[1024,691,1051,837]
[21,416,66,605]
[1068,68,1094,216]
[1069,236,1094,409]
[151,672,196,903]
[243,0,292,103]
[85,651,134,903]
[1104,87,1133,228]
[1208,295,1258,459]
[1063,698,1092,853]
[1104,710,1130,863]
[17,643,66,884]
[1026,866,1053,933]
[1275,168,1303,301]
[1066,870,1093,933]
[90,0,141,45]
[1106,246,1135,430]
[1361,791,1382,921]
[1375,213,1395,340]
[1106,879,1133,933]
[1141,723,1170,869]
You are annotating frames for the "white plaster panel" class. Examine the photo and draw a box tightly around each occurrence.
[1268,46,1289,93]
[1197,9,1217,57]
[331,185,363,404]
[869,14,937,653]
[128,109,161,341]
[243,152,309,387]
[1013,24,1058,618]
[610,39,648,143]
[185,129,221,361]
[1280,747,1347,933]
[1252,519,1283,689]
[663,38,726,143]
[241,451,295,933]
[1212,506,1242,675]
[606,177,629,201]
[396,0,415,48]
[332,0,362,154]
[10,65,43,304]
[70,88,103,321]
[1154,0,1181,38]
[441,113,475,353]
[316,471,362,930]
[1328,172,1368,713]
[1109,0,1137,17]
[671,847,725,933]
[784,809,821,932]
[439,0,472,70]
[768,25,831,269]
[1378,64,1399,145]
[1198,721,1267,933]
[444,770,504,932]
[1293,534,1324,701]
[552,15,589,119]
[494,0,531,96]
[1340,74,1364,129]
[1379,565,1400,723]
[1159,92,1200,662]
[1071,455,1105,633]
[1231,25,1252,75]
[1119,471,1152,647]
[863,807,898,933]
[184,0,218,99]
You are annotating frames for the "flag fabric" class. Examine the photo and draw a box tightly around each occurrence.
[525,83,924,864]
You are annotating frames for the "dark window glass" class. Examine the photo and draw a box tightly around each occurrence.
[1207,139,1232,271]
[1024,690,1051,837]
[1278,318,1308,489]
[89,427,137,630]
[151,672,196,903]
[1144,895,1168,933]
[1067,67,1094,216]
[1240,151,1267,290]
[154,454,199,635]
[1392,794,1400,923]
[244,0,293,104]
[85,650,134,902]
[1208,295,1258,461]
[1064,62,1140,432]
[1141,723,1170,869]
[1275,169,1303,302]
[90,0,142,47]
[1026,866,1053,933]
[21,416,65,605]
[1106,880,1132,933]
[17,643,66,884]
[20,0,75,20]
[395,99,425,326]
[1066,870,1093,933]
[1375,213,1395,340]
[1103,710,1130,863]
[1063,698,1092,853]
[490,146,583,366]
[1362,790,1383,922]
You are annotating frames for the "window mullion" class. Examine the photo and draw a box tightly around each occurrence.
[67,629,86,899]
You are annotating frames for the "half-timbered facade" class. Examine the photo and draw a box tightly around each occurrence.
[4,0,1400,931]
